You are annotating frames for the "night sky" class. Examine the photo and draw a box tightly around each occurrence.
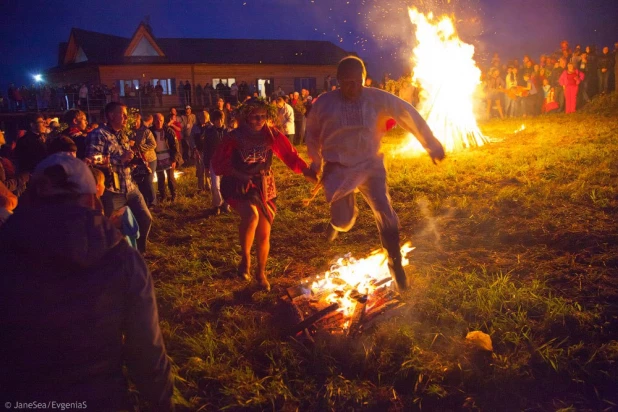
[1,0,616,90]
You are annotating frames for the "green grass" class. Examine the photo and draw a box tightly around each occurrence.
[147,93,618,411]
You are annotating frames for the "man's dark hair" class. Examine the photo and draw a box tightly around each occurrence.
[337,56,367,80]
[49,136,77,154]
[104,102,125,119]
[211,109,224,122]
[63,109,84,125]
[28,112,44,125]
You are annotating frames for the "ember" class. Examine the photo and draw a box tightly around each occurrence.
[282,243,413,337]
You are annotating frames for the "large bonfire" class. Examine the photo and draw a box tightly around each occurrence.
[397,7,488,154]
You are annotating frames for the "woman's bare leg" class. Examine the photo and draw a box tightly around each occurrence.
[254,211,272,290]
[237,202,259,279]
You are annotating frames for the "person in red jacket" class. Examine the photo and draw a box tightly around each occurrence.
[212,99,316,290]
[559,62,584,114]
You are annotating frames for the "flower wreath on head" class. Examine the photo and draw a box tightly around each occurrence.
[236,98,279,125]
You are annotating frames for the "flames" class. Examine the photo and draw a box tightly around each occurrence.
[153,170,184,182]
[396,8,488,155]
[308,242,414,319]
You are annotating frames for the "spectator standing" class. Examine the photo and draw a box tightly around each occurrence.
[181,105,197,165]
[132,113,157,208]
[521,73,538,116]
[62,109,89,159]
[598,46,611,95]
[152,113,182,203]
[15,112,48,176]
[191,110,212,193]
[560,62,584,114]
[203,110,229,215]
[486,68,505,119]
[195,83,203,107]
[167,108,182,138]
[204,83,214,107]
[79,83,88,108]
[551,58,567,111]
[275,97,295,143]
[230,82,239,104]
[154,82,163,107]
[0,153,174,410]
[85,102,152,255]
[505,66,519,117]
[578,53,591,103]
[291,92,306,145]
[184,80,192,105]
[585,45,598,97]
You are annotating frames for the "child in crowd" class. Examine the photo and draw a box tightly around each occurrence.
[90,167,140,249]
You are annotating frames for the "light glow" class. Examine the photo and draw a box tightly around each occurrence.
[310,243,414,319]
[396,8,488,155]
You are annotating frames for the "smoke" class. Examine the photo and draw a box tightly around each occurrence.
[357,0,485,78]
[413,196,456,249]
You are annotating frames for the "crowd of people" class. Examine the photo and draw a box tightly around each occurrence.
[480,40,618,118]
[0,55,446,409]
[1,35,617,407]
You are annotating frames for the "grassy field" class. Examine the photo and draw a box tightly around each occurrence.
[146,94,618,411]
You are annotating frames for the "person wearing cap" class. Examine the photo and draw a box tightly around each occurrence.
[305,56,444,291]
[85,102,152,254]
[0,153,174,410]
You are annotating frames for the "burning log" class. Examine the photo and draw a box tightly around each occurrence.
[279,244,413,338]
[288,302,340,337]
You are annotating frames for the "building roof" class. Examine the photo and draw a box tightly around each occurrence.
[56,24,352,68]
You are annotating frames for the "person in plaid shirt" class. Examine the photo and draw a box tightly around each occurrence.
[86,102,152,254]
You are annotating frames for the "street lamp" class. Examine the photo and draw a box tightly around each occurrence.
[33,74,43,83]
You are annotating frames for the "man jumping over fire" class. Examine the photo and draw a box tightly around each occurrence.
[305,56,445,291]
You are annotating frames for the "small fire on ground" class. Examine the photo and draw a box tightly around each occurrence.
[282,243,414,337]
[153,170,184,183]
[396,8,489,156]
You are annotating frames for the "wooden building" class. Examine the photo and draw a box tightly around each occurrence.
[45,23,351,107]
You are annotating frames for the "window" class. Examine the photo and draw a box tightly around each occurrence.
[213,78,236,88]
[152,78,176,95]
[118,80,139,97]
[257,79,271,99]
[294,77,317,94]
[118,78,176,96]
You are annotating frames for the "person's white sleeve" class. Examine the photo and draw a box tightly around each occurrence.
[383,91,444,158]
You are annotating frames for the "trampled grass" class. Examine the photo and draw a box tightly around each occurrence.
[147,94,618,411]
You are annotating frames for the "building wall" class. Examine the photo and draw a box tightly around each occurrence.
[97,63,336,108]
[45,66,100,86]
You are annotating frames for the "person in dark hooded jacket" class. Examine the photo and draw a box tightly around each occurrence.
[0,153,174,410]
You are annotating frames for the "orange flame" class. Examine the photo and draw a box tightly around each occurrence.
[310,243,414,319]
[396,8,488,155]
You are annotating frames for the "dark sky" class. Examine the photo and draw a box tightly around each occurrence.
[1,0,616,89]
